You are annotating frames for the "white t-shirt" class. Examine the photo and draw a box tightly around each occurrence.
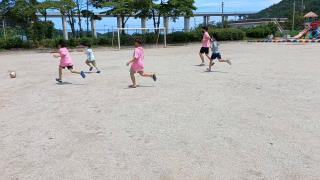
[211,41,219,54]
[86,48,95,61]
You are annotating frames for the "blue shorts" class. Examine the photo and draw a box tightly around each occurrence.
[211,53,221,60]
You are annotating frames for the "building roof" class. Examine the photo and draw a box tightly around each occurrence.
[304,12,318,18]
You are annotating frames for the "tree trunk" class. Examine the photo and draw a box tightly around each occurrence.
[155,14,161,34]
[44,9,47,22]
[67,14,76,38]
[76,1,83,37]
[152,10,157,33]
[77,14,82,37]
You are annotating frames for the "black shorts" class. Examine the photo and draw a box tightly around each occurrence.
[211,53,222,60]
[60,65,73,70]
[200,47,209,54]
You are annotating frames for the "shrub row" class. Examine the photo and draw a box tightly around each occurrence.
[0,38,33,49]
[244,23,278,38]
[0,28,246,49]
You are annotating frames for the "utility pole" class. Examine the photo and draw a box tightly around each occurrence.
[221,2,224,28]
[292,0,296,31]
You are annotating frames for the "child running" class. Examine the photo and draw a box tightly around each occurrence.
[199,26,212,66]
[52,40,86,83]
[207,37,231,72]
[126,38,157,88]
[85,43,100,73]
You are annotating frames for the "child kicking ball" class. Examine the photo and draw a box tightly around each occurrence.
[85,43,101,73]
[52,40,86,83]
[126,38,157,88]
[207,37,231,72]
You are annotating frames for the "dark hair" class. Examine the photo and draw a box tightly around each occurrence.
[58,39,67,48]
[87,43,92,48]
[202,26,208,31]
[134,38,143,45]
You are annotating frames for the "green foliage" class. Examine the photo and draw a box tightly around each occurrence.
[244,23,278,38]
[251,0,320,30]
[0,37,32,49]
[208,28,246,41]
[0,27,249,50]
[29,21,55,41]
[251,0,320,18]
[5,37,23,49]
[0,38,5,49]
[5,0,38,28]
[166,28,245,43]
[284,12,305,30]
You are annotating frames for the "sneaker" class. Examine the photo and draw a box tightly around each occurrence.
[89,67,93,71]
[55,78,62,83]
[97,70,101,74]
[80,71,86,78]
[200,63,205,66]
[152,74,157,81]
[206,68,212,72]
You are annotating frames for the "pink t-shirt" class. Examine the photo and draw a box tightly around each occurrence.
[131,47,144,72]
[202,32,211,48]
[59,47,73,67]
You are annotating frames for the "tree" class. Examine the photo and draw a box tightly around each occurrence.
[6,0,38,29]
[36,0,60,22]
[75,0,85,37]
[0,0,14,20]
[55,0,77,37]
[101,0,136,30]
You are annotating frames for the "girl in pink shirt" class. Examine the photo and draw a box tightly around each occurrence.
[199,26,212,66]
[52,40,86,83]
[126,38,157,88]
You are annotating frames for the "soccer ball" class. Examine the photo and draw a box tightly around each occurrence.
[9,71,16,78]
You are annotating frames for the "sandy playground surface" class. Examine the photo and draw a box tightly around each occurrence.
[0,42,320,180]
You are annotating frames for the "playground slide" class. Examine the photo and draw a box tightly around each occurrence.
[294,28,309,39]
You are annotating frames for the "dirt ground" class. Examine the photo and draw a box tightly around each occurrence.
[0,42,319,180]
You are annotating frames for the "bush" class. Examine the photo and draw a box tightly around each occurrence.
[68,38,80,47]
[0,28,248,50]
[166,29,245,43]
[97,37,111,45]
[29,21,55,41]
[40,39,58,48]
[0,39,5,49]
[208,28,245,41]
[79,37,93,46]
[170,32,190,43]
[245,23,278,38]
[5,38,24,49]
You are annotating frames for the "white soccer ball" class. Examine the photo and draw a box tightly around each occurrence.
[9,71,16,78]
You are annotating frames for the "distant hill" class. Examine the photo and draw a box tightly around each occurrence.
[250,0,320,18]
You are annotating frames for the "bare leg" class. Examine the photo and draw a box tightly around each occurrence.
[130,69,137,87]
[205,54,211,61]
[70,69,80,74]
[199,53,205,64]
[208,59,215,71]
[91,61,100,71]
[138,71,153,78]
[85,60,92,67]
[218,58,231,65]
[58,67,63,80]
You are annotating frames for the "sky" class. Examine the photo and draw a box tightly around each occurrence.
[47,0,283,33]
[195,0,281,12]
